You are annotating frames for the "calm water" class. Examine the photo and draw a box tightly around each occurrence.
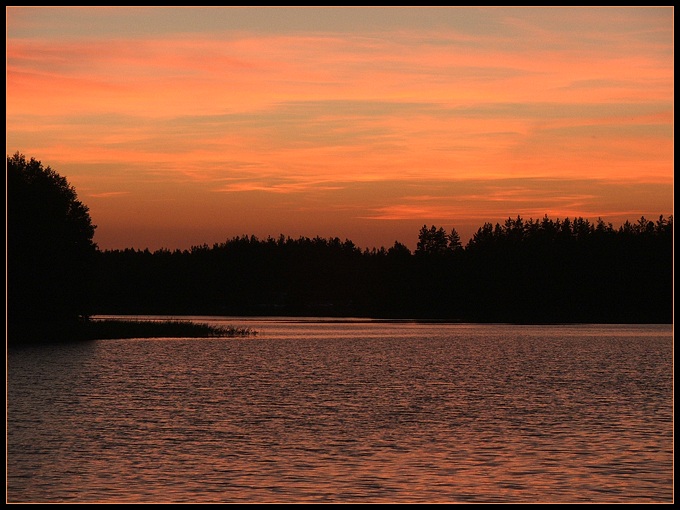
[7,318,674,503]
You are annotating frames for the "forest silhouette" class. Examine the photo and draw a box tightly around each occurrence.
[7,152,674,345]
[91,216,672,324]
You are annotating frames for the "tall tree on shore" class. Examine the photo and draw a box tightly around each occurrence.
[7,152,98,342]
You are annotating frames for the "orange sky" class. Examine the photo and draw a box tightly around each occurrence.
[6,7,674,251]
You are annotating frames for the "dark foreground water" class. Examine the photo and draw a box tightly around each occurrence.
[7,319,673,503]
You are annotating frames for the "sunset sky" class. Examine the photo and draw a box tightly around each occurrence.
[6,7,674,251]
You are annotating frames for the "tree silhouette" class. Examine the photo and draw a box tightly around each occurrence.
[7,152,98,342]
[416,225,451,255]
[448,227,462,251]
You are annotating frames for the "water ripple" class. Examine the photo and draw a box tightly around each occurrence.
[7,322,673,503]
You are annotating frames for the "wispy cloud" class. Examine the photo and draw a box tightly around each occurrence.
[86,191,131,198]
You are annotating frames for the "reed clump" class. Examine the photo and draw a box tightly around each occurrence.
[82,319,256,340]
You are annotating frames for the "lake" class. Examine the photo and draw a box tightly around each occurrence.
[6,318,674,503]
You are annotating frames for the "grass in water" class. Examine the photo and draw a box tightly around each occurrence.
[83,319,256,340]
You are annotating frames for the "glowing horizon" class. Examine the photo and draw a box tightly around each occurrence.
[6,7,674,251]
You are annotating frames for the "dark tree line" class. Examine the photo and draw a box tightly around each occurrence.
[7,152,674,340]
[90,215,673,323]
